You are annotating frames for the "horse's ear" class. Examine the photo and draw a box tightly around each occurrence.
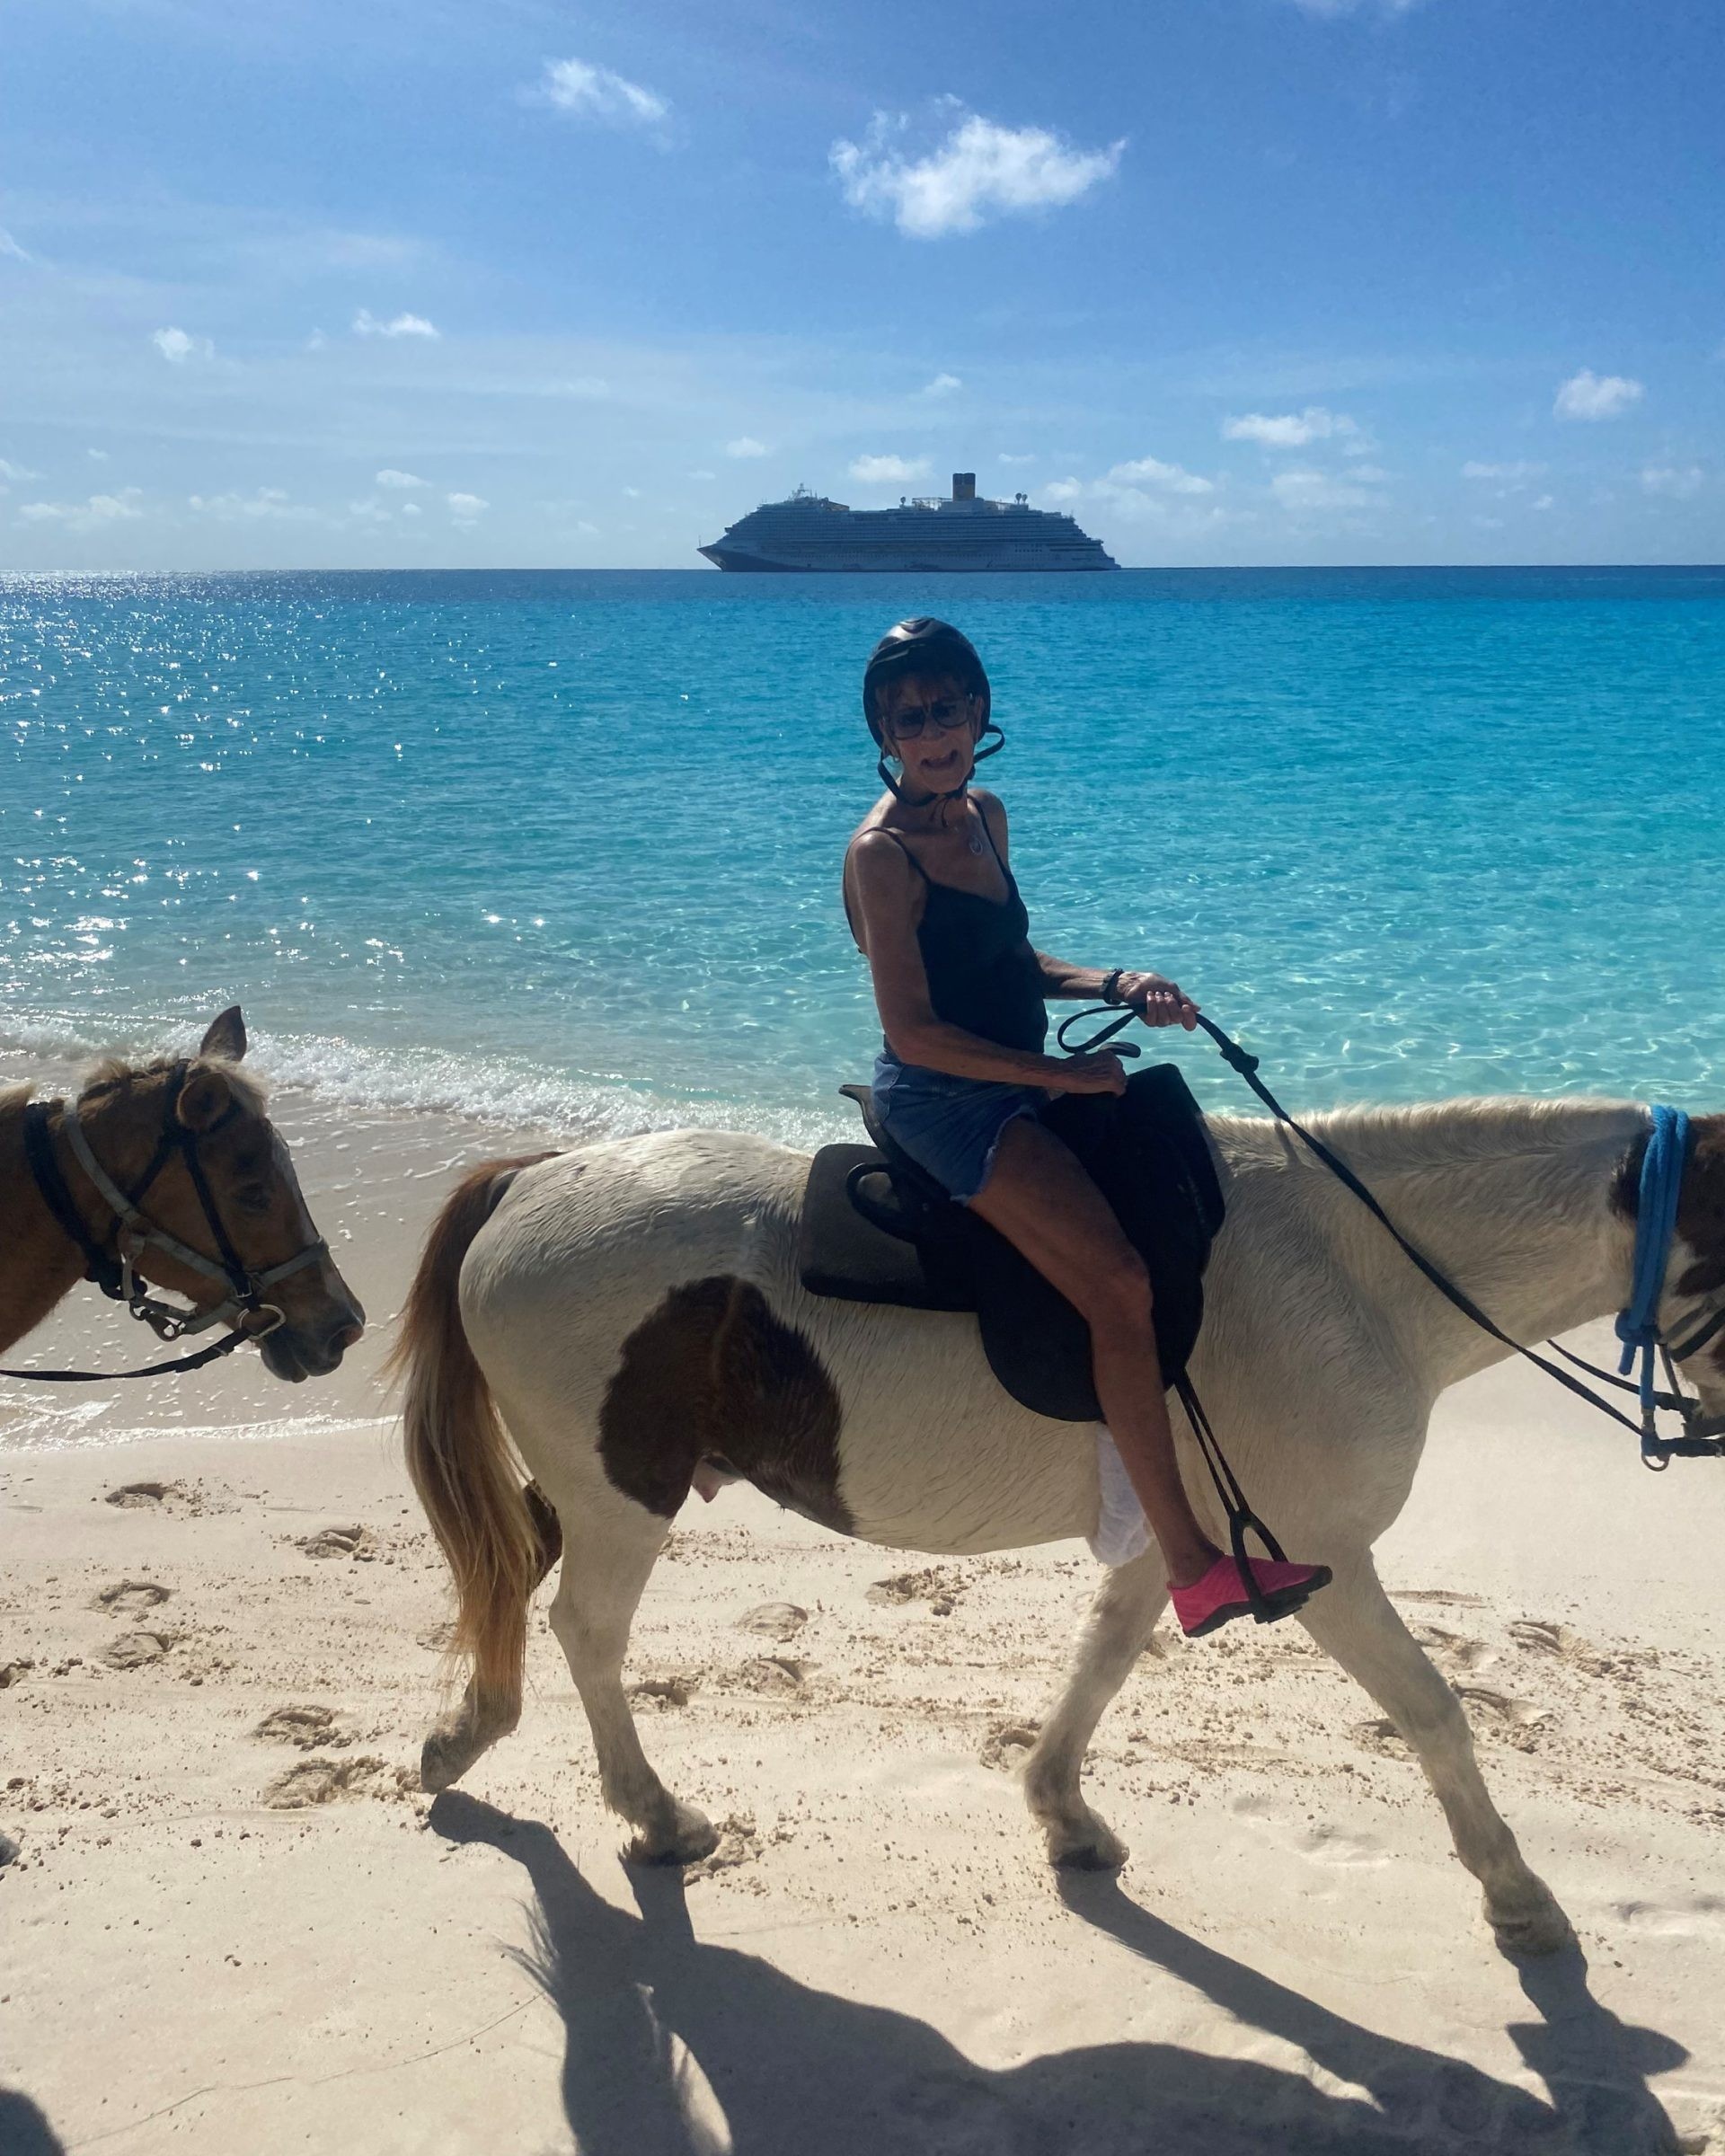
[199,1006,247,1064]
[176,1066,234,1135]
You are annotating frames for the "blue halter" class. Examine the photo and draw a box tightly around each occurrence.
[1616,1106,1692,1427]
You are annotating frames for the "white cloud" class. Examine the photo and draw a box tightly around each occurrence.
[531,58,669,132]
[305,329,329,352]
[152,326,213,364]
[1641,464,1703,499]
[87,448,110,462]
[1532,495,1554,511]
[561,376,611,398]
[402,502,422,517]
[447,491,489,521]
[1270,467,1381,511]
[922,372,963,396]
[376,468,429,490]
[850,453,930,484]
[1042,478,1084,502]
[1554,369,1643,420]
[0,228,33,263]
[1107,455,1213,496]
[19,488,144,531]
[725,437,768,458]
[832,107,1124,240]
[687,468,716,481]
[1462,460,1546,482]
[1223,405,1358,448]
[189,488,323,523]
[998,452,1036,466]
[0,458,37,483]
[353,309,440,340]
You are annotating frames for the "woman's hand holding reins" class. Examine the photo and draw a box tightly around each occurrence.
[1114,972,1200,1030]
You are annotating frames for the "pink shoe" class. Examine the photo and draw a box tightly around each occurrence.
[1170,1552,1331,1638]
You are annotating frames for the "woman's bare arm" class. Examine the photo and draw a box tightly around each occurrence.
[847,832,1110,1086]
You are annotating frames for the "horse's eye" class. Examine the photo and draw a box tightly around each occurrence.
[234,1184,274,1216]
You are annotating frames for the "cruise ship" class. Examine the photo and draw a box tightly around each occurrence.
[698,472,1118,572]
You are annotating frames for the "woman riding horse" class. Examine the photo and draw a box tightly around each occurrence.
[843,617,1329,1638]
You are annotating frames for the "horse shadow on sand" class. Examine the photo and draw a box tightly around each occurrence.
[430,1793,1685,2156]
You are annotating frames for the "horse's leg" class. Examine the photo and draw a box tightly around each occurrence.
[1298,1552,1571,1953]
[420,1481,563,1792]
[1022,1549,1170,1869]
[545,1489,719,1865]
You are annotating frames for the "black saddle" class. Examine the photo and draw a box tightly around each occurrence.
[797,1065,1225,1422]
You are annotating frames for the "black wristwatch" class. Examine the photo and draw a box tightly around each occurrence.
[1101,968,1127,1006]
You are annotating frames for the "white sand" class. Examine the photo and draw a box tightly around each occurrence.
[3,1092,1723,2155]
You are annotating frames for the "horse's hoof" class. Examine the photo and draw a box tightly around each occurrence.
[1487,1885,1574,1957]
[419,1729,473,1793]
[1046,1811,1128,1872]
[627,1801,720,1866]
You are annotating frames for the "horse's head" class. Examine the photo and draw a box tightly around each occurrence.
[75,1007,365,1383]
[1669,1113,1725,1428]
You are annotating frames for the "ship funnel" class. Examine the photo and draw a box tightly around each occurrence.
[952,472,976,502]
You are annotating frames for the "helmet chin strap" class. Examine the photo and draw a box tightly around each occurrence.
[877,723,1004,808]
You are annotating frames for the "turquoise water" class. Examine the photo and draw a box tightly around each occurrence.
[3,567,1723,1143]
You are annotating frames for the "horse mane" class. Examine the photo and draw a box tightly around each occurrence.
[75,1053,272,1118]
[1210,1093,1646,1180]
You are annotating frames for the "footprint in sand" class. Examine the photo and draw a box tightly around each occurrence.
[1395,1587,1489,1609]
[92,1580,172,1615]
[628,1675,694,1709]
[1411,1622,1497,1673]
[296,1524,377,1560]
[736,1602,808,1642]
[981,1720,1039,1771]
[262,1755,406,1808]
[1351,1716,1412,1763]
[739,1657,807,1697]
[867,1569,965,1617]
[104,1481,175,1510]
[682,1815,760,1881]
[1230,1794,1390,1868]
[254,1704,353,1750]
[415,1621,455,1653]
[1609,1895,1725,1937]
[1453,1683,1551,1732]
[102,1630,172,1671]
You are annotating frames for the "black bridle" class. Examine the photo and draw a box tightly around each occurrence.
[3,1062,330,1384]
[1059,1005,1725,1466]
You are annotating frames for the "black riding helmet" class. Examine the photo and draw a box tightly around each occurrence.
[862,619,1004,797]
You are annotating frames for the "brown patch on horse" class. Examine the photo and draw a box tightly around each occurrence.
[597,1277,852,1533]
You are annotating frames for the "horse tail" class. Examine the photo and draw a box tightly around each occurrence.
[387,1153,560,1708]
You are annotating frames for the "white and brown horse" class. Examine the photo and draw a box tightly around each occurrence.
[1,1008,364,1383]
[394,1095,1725,1952]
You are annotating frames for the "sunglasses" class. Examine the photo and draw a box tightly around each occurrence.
[888,694,975,741]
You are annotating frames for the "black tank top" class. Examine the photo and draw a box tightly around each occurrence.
[850,806,1048,1057]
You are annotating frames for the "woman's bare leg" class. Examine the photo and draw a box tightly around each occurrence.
[968,1117,1219,1586]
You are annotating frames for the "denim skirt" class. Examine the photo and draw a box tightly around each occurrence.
[871,1054,1048,1205]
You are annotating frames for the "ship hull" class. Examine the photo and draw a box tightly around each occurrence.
[700,545,1116,574]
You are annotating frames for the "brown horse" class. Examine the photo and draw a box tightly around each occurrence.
[1,1007,364,1383]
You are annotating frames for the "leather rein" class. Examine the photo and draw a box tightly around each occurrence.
[2,1062,329,1384]
[1060,1006,1725,1468]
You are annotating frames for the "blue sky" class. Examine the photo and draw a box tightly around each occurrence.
[2,0,1721,570]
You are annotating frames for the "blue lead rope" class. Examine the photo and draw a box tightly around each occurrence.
[1616,1105,1692,1427]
